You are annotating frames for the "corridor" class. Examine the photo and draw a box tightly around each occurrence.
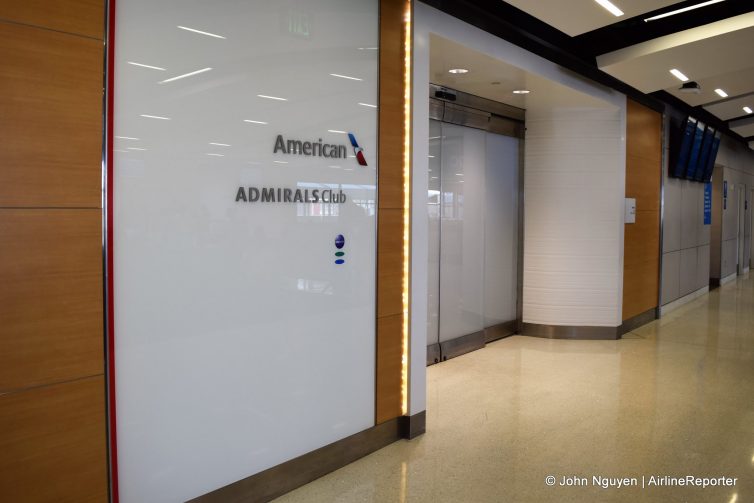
[278,276,754,502]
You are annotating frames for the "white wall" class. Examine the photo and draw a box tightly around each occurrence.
[719,138,754,278]
[523,107,625,327]
[412,2,627,413]
[113,1,379,501]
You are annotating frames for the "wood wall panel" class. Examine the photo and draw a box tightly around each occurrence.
[377,209,404,318]
[376,314,403,424]
[0,210,103,391]
[0,0,104,39]
[0,22,103,208]
[0,376,108,502]
[623,100,662,321]
[376,0,410,424]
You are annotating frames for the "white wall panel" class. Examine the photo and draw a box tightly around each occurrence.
[523,108,625,327]
[113,1,378,501]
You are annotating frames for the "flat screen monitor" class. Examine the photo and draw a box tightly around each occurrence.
[702,131,722,183]
[672,117,697,178]
[684,120,706,180]
[693,126,716,181]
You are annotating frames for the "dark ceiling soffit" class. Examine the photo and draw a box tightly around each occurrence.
[729,115,754,129]
[700,90,754,108]
[727,112,754,124]
[653,90,748,143]
[745,136,754,142]
[419,0,665,113]
[575,0,754,57]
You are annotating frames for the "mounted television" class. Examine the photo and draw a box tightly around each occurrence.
[692,126,716,181]
[671,117,698,178]
[684,120,706,180]
[702,130,722,183]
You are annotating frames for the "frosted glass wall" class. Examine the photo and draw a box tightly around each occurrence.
[428,120,519,348]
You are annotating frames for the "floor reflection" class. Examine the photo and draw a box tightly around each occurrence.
[276,275,754,502]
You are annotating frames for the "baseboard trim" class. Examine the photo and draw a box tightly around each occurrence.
[709,277,720,290]
[618,308,657,336]
[720,272,737,286]
[484,320,517,343]
[660,285,709,317]
[189,413,424,503]
[400,410,426,439]
[520,323,619,340]
[439,330,485,361]
[427,343,441,366]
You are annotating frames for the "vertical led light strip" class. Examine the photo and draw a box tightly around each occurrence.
[401,0,412,416]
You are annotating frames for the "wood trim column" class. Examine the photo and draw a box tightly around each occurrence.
[376,0,411,424]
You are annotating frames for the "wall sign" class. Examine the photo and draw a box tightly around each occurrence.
[111,1,379,501]
[704,182,712,225]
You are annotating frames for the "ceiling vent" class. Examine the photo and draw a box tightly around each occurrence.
[679,81,702,94]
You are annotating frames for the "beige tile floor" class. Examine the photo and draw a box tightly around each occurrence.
[277,275,754,502]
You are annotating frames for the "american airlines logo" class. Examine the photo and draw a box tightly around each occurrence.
[273,133,367,166]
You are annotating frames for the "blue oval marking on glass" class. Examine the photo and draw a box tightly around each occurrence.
[335,259,345,265]
[335,234,345,249]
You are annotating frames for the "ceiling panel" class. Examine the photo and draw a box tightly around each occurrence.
[665,67,754,107]
[597,14,754,93]
[503,0,679,37]
[730,122,754,138]
[704,95,754,121]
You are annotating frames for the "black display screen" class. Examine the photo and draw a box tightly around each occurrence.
[702,131,722,183]
[693,126,716,181]
[672,117,697,178]
[684,120,706,180]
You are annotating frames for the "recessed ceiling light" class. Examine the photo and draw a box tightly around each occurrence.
[209,142,230,146]
[358,103,377,108]
[744,107,753,114]
[243,119,268,125]
[644,0,725,22]
[328,129,347,134]
[714,88,728,98]
[448,68,468,74]
[206,153,224,157]
[670,69,689,82]
[115,136,139,140]
[594,0,624,17]
[140,114,171,120]
[512,89,530,94]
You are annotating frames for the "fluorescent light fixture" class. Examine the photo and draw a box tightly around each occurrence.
[177,25,226,39]
[273,160,288,164]
[594,0,624,17]
[744,106,753,114]
[127,147,147,151]
[328,165,340,169]
[257,94,287,101]
[448,68,468,74]
[670,69,689,82]
[455,173,463,176]
[644,0,725,22]
[206,153,224,157]
[330,73,363,81]
[431,176,438,179]
[714,88,728,98]
[159,67,212,84]
[358,102,377,108]
[328,129,347,134]
[115,136,139,140]
[140,114,171,120]
[209,142,230,146]
[243,119,268,125]
[358,47,378,50]
[344,168,354,171]
[512,89,530,94]
[114,149,129,153]
[128,61,166,71]
[428,155,435,158]
[429,136,442,140]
